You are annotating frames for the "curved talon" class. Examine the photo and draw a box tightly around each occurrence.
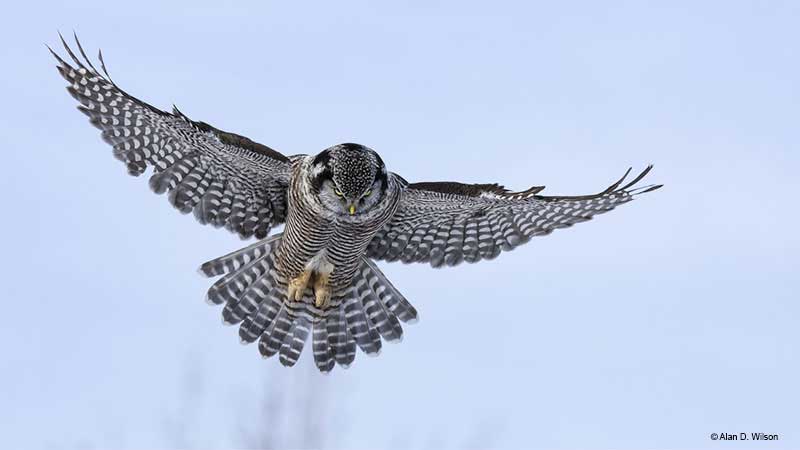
[287,270,311,302]
[314,272,332,308]
[315,288,331,308]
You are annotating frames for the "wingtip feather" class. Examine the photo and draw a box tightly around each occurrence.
[605,167,632,194]
[58,31,83,69]
[620,165,654,191]
[72,31,101,75]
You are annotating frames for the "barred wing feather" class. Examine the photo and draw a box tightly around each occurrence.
[368,167,662,267]
[50,33,294,239]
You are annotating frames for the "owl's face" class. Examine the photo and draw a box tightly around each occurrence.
[310,143,388,216]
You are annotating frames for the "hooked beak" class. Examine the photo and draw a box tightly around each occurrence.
[349,204,356,215]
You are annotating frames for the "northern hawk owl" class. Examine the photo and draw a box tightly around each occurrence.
[50,35,662,372]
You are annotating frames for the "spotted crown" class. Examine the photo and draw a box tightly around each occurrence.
[312,143,383,198]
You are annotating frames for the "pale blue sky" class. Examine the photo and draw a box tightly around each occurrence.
[1,1,798,449]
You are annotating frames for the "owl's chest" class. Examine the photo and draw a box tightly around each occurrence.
[297,212,383,252]
[287,185,397,249]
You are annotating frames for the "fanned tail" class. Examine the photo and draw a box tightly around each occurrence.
[198,237,417,372]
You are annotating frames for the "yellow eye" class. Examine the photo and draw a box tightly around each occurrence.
[335,190,344,197]
[363,190,372,198]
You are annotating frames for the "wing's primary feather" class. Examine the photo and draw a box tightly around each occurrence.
[50,33,295,239]
[368,167,662,267]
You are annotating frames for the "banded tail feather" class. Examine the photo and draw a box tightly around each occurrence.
[198,236,281,279]
[327,306,356,368]
[199,236,417,372]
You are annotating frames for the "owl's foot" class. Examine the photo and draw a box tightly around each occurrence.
[287,270,312,302]
[313,272,331,308]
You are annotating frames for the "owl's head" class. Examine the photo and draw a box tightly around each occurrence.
[310,143,388,216]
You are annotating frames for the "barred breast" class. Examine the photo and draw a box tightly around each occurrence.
[276,156,402,293]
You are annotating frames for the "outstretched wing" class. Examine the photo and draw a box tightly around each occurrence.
[50,34,295,239]
[367,167,661,267]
